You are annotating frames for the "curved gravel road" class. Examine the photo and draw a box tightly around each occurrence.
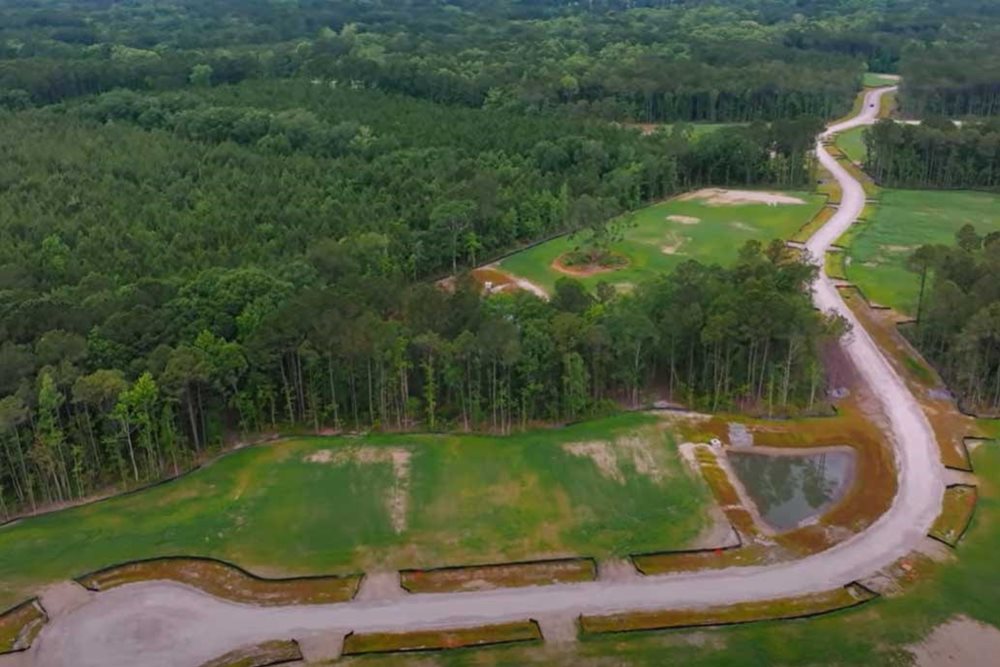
[19,86,947,667]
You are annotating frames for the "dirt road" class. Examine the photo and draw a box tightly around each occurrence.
[16,85,946,667]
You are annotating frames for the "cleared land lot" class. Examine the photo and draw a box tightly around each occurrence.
[0,414,710,607]
[846,190,1000,314]
[338,439,1000,667]
[499,189,825,294]
[863,72,900,87]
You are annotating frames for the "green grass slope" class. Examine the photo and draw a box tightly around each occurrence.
[0,414,709,606]
[500,191,824,293]
[346,437,1000,667]
[836,126,867,164]
[847,190,1000,313]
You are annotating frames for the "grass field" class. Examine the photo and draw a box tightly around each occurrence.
[835,126,867,164]
[337,437,1000,667]
[0,414,711,607]
[846,190,1000,313]
[863,72,899,87]
[499,190,825,293]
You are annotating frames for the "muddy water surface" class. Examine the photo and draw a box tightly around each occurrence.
[729,449,855,531]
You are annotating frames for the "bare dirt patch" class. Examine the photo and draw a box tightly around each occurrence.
[909,616,1000,667]
[563,434,670,485]
[678,188,806,206]
[306,446,412,533]
[661,232,686,255]
[667,215,701,225]
[618,435,667,483]
[305,450,334,464]
[551,253,628,278]
[563,441,623,483]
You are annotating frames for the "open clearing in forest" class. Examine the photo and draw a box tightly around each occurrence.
[0,414,711,608]
[863,72,901,87]
[836,126,868,164]
[331,438,1000,667]
[845,190,1000,314]
[499,189,824,294]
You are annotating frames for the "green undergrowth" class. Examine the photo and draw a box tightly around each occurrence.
[341,439,1000,667]
[0,413,710,607]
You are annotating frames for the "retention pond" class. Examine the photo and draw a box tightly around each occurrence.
[728,447,855,531]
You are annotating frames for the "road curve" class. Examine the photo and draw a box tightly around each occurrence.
[21,86,946,667]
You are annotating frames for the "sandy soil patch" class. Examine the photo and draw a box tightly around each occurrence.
[661,233,686,255]
[678,188,806,206]
[880,244,916,253]
[563,441,623,483]
[729,221,755,232]
[563,435,669,484]
[306,446,412,533]
[667,214,701,225]
[909,616,1000,667]
[476,265,550,300]
[305,449,334,463]
[507,274,550,300]
[617,435,667,483]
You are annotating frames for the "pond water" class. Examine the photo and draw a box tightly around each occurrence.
[728,449,855,531]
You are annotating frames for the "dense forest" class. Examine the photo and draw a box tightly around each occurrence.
[1,1,999,122]
[907,228,1000,413]
[0,238,836,517]
[864,118,1000,190]
[2,0,999,516]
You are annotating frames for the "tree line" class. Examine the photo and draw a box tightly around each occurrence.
[863,119,1000,190]
[1,241,839,518]
[906,227,1000,413]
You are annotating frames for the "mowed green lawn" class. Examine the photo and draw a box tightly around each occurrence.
[863,72,899,87]
[500,190,825,293]
[0,413,710,607]
[347,435,1000,667]
[847,190,1000,314]
[836,126,867,164]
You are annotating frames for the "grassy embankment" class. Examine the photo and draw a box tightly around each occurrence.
[198,640,302,667]
[0,413,711,607]
[835,126,867,164]
[0,600,45,654]
[499,191,824,294]
[844,190,1000,314]
[343,621,542,656]
[329,438,1000,667]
